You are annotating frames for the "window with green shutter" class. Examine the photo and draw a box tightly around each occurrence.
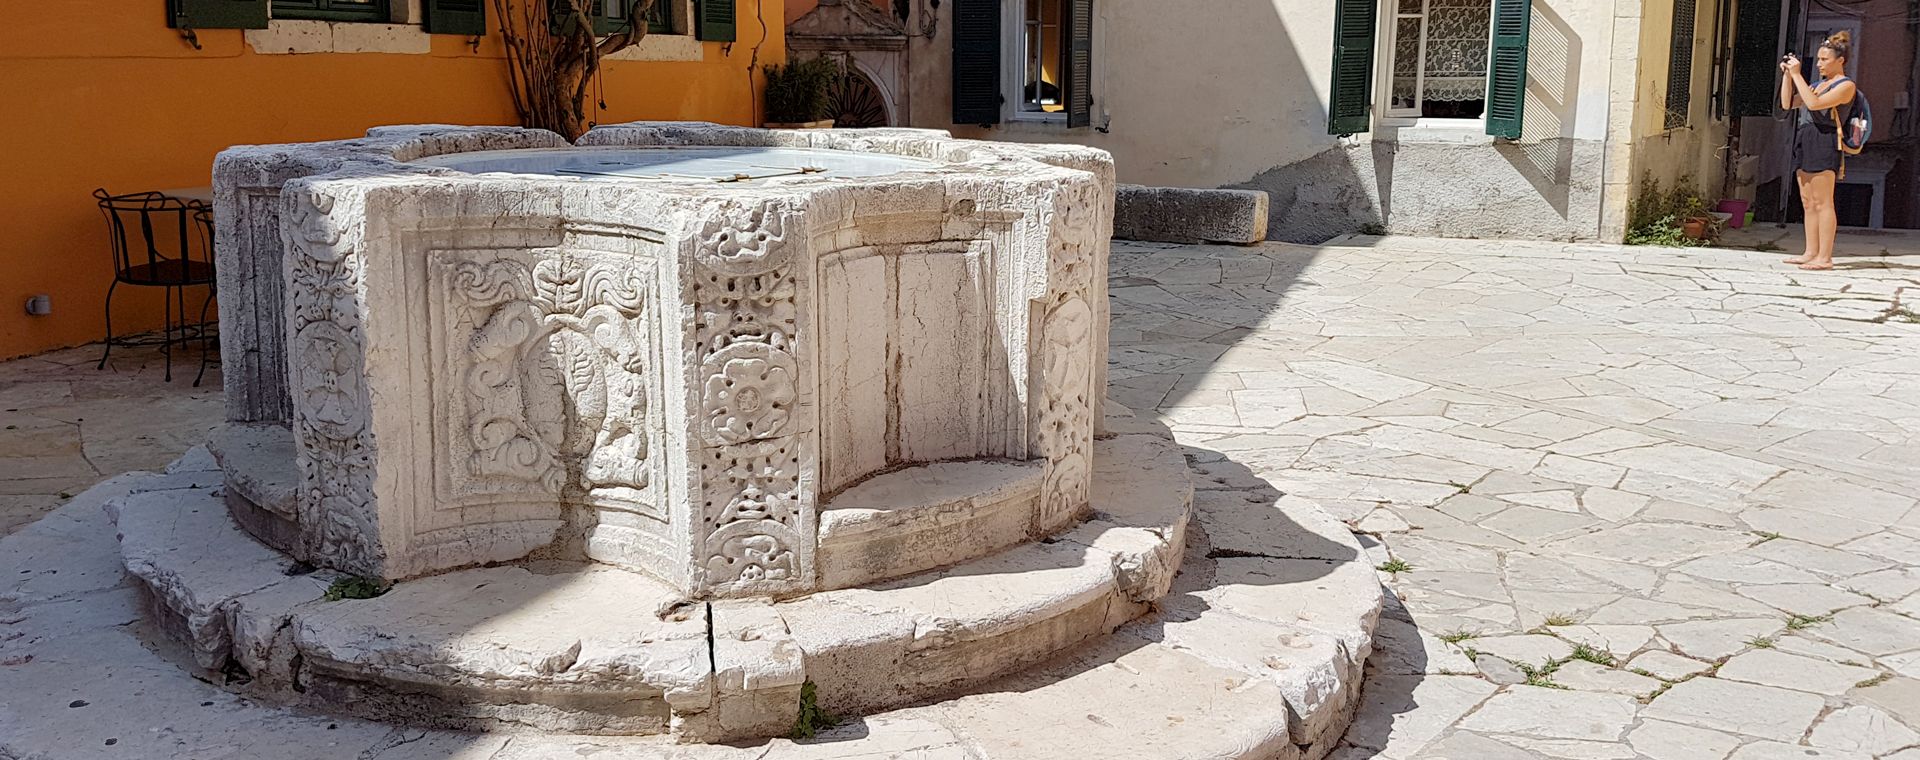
[1063,0,1093,128]
[596,0,674,35]
[551,1,675,37]
[1484,0,1531,138]
[168,0,270,29]
[951,0,1002,124]
[1327,0,1376,135]
[424,0,486,34]
[271,0,389,23]
[1729,0,1781,116]
[1665,0,1698,129]
[695,0,734,41]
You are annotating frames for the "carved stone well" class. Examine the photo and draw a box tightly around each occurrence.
[131,123,1199,742]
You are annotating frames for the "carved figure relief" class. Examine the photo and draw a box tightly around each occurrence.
[1047,180,1101,300]
[700,440,803,585]
[436,254,656,506]
[1035,295,1094,526]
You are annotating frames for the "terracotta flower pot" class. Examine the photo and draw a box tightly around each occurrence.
[1682,218,1709,239]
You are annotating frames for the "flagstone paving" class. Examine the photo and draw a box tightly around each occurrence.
[2,235,1917,758]
[1108,235,1920,759]
[0,342,220,537]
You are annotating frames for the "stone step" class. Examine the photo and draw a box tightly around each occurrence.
[815,459,1044,589]
[206,422,299,555]
[76,424,1381,757]
[109,432,1197,742]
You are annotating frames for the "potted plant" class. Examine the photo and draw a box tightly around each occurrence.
[763,56,840,129]
[1676,187,1714,241]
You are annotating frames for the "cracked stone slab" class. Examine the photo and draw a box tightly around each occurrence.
[1643,678,1828,742]
[1457,685,1640,741]
[110,483,305,669]
[1717,649,1882,696]
[1554,660,1661,696]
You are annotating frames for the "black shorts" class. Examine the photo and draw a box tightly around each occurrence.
[1794,122,1842,175]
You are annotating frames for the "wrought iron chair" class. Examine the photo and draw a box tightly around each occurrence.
[93,189,217,385]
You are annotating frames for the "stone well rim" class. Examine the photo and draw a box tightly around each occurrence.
[406,144,946,185]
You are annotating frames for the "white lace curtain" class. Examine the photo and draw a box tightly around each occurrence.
[1392,0,1491,105]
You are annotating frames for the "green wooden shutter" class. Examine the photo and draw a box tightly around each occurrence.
[1327,0,1375,135]
[696,0,735,41]
[951,0,1001,125]
[425,0,487,34]
[1665,0,1698,129]
[1485,0,1532,139]
[593,0,621,36]
[549,0,588,36]
[167,0,269,29]
[1064,0,1094,128]
[1729,0,1781,116]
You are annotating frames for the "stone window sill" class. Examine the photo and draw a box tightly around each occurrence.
[246,19,702,62]
[604,34,703,63]
[247,20,430,55]
[1375,122,1494,145]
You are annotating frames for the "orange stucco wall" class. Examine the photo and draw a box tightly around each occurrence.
[0,0,783,361]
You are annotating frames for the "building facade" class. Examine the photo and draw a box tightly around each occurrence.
[788,0,1915,243]
[0,0,781,360]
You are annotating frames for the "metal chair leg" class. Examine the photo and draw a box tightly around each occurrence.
[162,285,175,383]
[97,280,118,370]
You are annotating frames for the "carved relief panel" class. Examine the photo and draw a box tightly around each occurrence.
[685,200,816,599]
[284,184,385,576]
[1031,177,1105,534]
[429,249,662,515]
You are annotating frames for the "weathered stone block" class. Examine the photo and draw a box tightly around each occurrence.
[1113,184,1270,245]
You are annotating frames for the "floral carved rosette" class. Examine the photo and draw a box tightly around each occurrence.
[701,342,797,446]
[284,185,383,575]
[688,200,813,597]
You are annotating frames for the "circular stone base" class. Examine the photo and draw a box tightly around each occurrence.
[84,410,1382,758]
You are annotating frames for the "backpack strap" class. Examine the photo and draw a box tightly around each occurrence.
[1824,77,1855,156]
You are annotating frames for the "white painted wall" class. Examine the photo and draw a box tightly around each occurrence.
[903,0,1617,179]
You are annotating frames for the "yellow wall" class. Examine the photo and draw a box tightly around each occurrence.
[0,0,782,361]
[1628,0,1731,204]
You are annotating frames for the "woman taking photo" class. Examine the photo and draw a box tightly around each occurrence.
[1780,32,1857,271]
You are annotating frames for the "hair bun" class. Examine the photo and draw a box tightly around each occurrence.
[1827,30,1851,45]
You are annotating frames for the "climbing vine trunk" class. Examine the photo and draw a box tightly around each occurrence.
[493,0,656,141]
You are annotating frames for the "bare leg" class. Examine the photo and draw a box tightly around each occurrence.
[1802,170,1837,270]
[1786,170,1815,264]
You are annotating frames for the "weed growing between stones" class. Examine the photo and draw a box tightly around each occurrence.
[1745,636,1776,649]
[1515,660,1566,689]
[1542,613,1578,627]
[322,577,389,601]
[1569,644,1615,667]
[1785,614,1832,631]
[1375,559,1413,576]
[1438,630,1479,645]
[791,681,838,740]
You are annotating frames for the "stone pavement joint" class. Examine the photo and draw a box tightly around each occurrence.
[1109,236,1920,760]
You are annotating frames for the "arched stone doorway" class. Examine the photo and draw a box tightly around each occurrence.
[832,63,893,128]
[789,0,908,129]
